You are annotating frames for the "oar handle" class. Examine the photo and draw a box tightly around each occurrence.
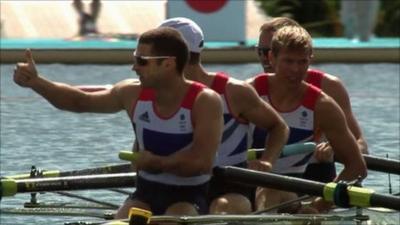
[118,142,317,162]
[247,142,316,160]
[0,179,17,199]
[249,144,400,175]
[119,151,140,162]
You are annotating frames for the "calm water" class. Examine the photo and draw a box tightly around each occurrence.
[1,63,399,224]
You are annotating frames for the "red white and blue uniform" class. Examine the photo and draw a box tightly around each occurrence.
[250,73,321,176]
[306,69,324,88]
[211,73,249,167]
[130,82,209,214]
[208,73,253,203]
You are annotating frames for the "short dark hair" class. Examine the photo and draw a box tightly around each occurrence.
[138,27,189,73]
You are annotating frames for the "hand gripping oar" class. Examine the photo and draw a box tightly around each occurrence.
[247,147,400,175]
[5,143,314,180]
[117,143,400,211]
[247,142,317,160]
[118,141,398,175]
[0,172,136,200]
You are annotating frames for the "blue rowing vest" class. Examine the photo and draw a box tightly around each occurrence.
[132,82,210,185]
[211,72,249,167]
[250,74,322,175]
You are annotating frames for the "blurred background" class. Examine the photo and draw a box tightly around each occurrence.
[255,0,399,38]
[0,0,267,40]
[1,0,398,40]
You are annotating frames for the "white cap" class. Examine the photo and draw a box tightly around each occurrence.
[158,17,204,53]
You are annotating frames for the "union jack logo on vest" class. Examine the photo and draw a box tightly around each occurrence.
[139,112,150,122]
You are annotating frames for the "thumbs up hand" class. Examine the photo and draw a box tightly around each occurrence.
[13,49,38,87]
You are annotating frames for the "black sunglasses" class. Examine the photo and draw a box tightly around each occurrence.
[256,46,271,56]
[133,51,176,66]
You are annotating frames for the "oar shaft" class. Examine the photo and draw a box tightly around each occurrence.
[1,173,136,198]
[370,192,400,210]
[58,164,132,177]
[6,163,132,180]
[214,166,400,210]
[363,155,400,175]
[249,148,399,175]
[214,166,324,196]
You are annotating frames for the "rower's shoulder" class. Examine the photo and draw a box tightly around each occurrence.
[316,70,345,89]
[199,85,221,100]
[114,78,140,87]
[223,78,264,112]
[244,73,272,85]
[111,79,141,98]
[227,77,258,97]
[315,92,342,116]
[113,79,140,90]
[317,72,350,102]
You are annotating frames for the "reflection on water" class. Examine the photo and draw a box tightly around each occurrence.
[1,63,399,224]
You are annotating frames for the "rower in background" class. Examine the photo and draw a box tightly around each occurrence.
[341,0,380,42]
[13,27,224,218]
[159,17,289,214]
[255,17,368,184]
[247,25,367,213]
[72,0,101,36]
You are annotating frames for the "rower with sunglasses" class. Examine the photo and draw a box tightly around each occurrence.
[247,19,368,213]
[159,17,289,214]
[13,27,224,218]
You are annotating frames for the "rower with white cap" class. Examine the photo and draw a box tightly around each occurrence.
[159,17,289,214]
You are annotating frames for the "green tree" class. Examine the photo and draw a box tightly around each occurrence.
[255,0,399,37]
[255,0,341,37]
[375,0,400,37]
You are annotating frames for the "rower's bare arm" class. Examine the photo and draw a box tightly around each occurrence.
[235,83,288,167]
[13,49,137,113]
[161,89,223,176]
[316,95,367,181]
[322,74,368,154]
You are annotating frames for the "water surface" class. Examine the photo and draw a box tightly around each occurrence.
[1,63,399,225]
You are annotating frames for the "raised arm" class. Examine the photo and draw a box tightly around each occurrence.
[13,49,132,114]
